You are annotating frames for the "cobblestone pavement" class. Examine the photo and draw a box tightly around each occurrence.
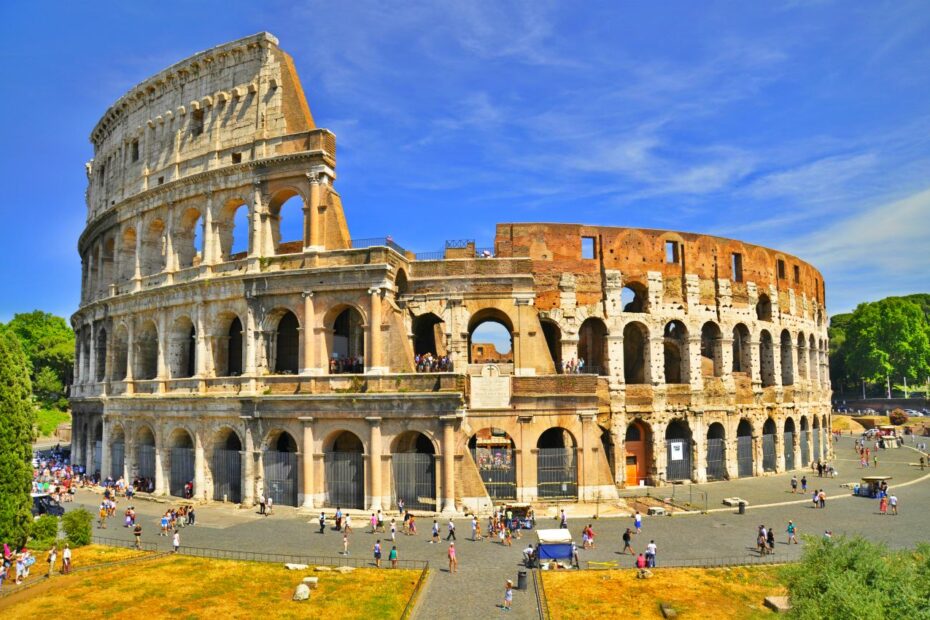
[66,436,930,619]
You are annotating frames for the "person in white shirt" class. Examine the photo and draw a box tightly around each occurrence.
[645,540,657,567]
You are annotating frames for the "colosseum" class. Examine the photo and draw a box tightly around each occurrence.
[70,33,832,513]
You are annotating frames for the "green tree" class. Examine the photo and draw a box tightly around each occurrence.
[0,328,38,547]
[5,311,74,409]
[61,508,93,547]
[844,297,930,388]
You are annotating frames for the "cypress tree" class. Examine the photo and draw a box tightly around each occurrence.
[0,328,37,547]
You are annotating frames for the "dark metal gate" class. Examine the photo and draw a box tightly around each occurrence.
[471,447,516,500]
[170,447,195,497]
[392,453,436,511]
[137,444,156,480]
[666,439,692,482]
[812,430,821,464]
[264,450,298,507]
[737,435,754,477]
[324,451,364,509]
[762,434,776,472]
[110,442,125,479]
[800,431,810,467]
[212,449,242,503]
[706,438,726,480]
[537,448,578,499]
[784,432,795,470]
[93,441,102,475]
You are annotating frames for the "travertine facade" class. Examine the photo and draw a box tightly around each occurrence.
[71,33,832,513]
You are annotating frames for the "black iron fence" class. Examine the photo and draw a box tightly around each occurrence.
[350,237,408,255]
[584,553,793,570]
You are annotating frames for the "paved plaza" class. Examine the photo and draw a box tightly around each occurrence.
[64,435,930,618]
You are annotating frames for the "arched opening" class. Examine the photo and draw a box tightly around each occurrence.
[269,190,304,255]
[623,322,649,384]
[412,313,447,371]
[578,317,608,375]
[799,416,811,467]
[736,419,754,478]
[700,322,723,377]
[395,269,409,297]
[732,324,751,374]
[780,330,794,386]
[808,335,819,386]
[391,431,436,511]
[265,430,299,507]
[136,426,156,487]
[112,325,128,381]
[218,200,250,260]
[134,320,159,380]
[120,227,136,282]
[759,330,776,387]
[600,428,615,480]
[213,313,244,377]
[665,420,692,482]
[331,307,365,373]
[706,422,726,480]
[176,207,204,269]
[95,327,108,382]
[212,428,242,503]
[168,428,195,498]
[624,420,652,486]
[140,218,167,276]
[92,421,103,476]
[168,316,196,379]
[324,431,365,509]
[762,418,777,472]
[109,425,125,480]
[536,428,578,499]
[469,428,516,500]
[100,237,115,293]
[273,311,300,374]
[621,283,648,313]
[468,311,513,364]
[812,416,822,464]
[756,293,772,321]
[784,418,796,470]
[796,333,808,380]
[540,319,562,372]
[663,320,688,384]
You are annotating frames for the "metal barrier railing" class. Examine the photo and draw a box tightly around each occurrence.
[401,562,431,619]
[91,535,159,552]
[584,553,793,570]
[533,568,551,620]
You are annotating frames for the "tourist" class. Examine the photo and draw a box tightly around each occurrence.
[266,495,273,516]
[319,511,326,534]
[447,518,456,541]
[757,528,767,556]
[61,544,71,574]
[448,542,458,574]
[431,520,440,543]
[342,532,350,555]
[889,494,898,515]
[344,514,353,534]
[786,521,798,545]
[645,540,657,568]
[766,526,775,554]
[523,544,535,566]
[823,530,833,541]
[46,545,57,578]
[98,502,108,529]
[133,522,143,549]
[790,476,798,494]
[879,495,888,515]
[370,513,378,533]
[373,540,382,568]
[622,528,635,555]
[635,553,647,576]
[172,529,180,553]
[873,455,878,468]
[920,456,925,470]
[397,498,405,515]
[389,545,398,569]
[501,579,513,611]
[160,513,169,536]
[187,506,196,526]
[811,489,819,508]
[377,510,385,532]
[335,507,343,531]
[471,515,479,541]
[560,509,568,529]
[634,510,642,533]
[408,515,417,536]
[390,518,397,542]
[801,475,808,493]
[818,489,826,509]
[259,493,266,516]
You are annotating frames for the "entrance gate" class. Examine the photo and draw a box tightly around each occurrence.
[93,441,102,475]
[212,449,242,503]
[111,442,125,479]
[800,431,810,467]
[537,448,577,499]
[324,452,364,509]
[784,432,794,470]
[392,453,436,511]
[137,445,156,479]
[471,447,516,500]
[264,450,298,507]
[666,439,692,481]
[762,434,776,472]
[737,436,753,477]
[706,438,726,480]
[813,430,821,463]
[170,447,195,497]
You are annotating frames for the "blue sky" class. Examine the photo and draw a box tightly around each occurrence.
[1,1,929,323]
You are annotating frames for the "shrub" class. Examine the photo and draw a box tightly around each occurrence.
[62,508,93,547]
[889,408,909,426]
[29,514,60,549]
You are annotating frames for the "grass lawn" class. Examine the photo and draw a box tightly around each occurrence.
[35,408,70,437]
[832,415,866,433]
[2,554,420,619]
[543,565,786,619]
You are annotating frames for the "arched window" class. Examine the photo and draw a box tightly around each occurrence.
[412,313,445,357]
[796,333,808,380]
[212,428,242,503]
[269,190,304,255]
[140,218,167,276]
[536,427,578,499]
[134,320,159,380]
[756,293,772,322]
[706,422,726,480]
[624,420,652,486]
[736,419,753,477]
[540,318,562,372]
[391,431,436,510]
[700,322,723,377]
[324,430,365,508]
[468,310,513,364]
[95,327,108,382]
[218,200,250,261]
[665,420,692,481]
[469,427,517,500]
[176,208,203,269]
[780,330,794,386]
[168,428,195,497]
[331,307,365,373]
[759,330,776,387]
[273,311,300,374]
[623,322,649,384]
[111,325,129,381]
[395,270,409,297]
[168,316,196,379]
[663,320,688,384]
[621,283,648,313]
[732,324,751,374]
[120,227,137,282]
[227,316,244,376]
[578,317,608,375]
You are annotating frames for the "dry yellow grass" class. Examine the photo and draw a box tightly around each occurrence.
[543,565,786,619]
[832,415,866,433]
[3,554,419,619]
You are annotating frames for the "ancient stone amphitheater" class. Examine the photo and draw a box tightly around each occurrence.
[70,33,832,512]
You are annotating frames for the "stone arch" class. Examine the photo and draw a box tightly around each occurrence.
[796,332,808,380]
[779,329,794,386]
[168,315,196,379]
[135,423,157,483]
[264,428,299,508]
[218,197,250,260]
[539,318,562,372]
[756,293,772,322]
[268,187,305,255]
[211,311,245,377]
[395,269,409,297]
[120,227,137,282]
[736,418,754,477]
[665,419,693,482]
[621,281,648,313]
[663,320,688,384]
[808,334,819,385]
[140,217,167,276]
[134,319,159,380]
[800,415,811,466]
[624,420,653,486]
[700,321,723,377]
[167,426,195,498]
[468,427,517,501]
[267,309,300,374]
[323,430,365,509]
[390,430,437,511]
[175,206,203,269]
[211,426,242,503]
[112,323,129,381]
[706,422,727,480]
[468,308,514,364]
[109,423,126,479]
[762,417,777,472]
[731,323,751,374]
[412,312,446,358]
[328,305,365,373]
[759,329,776,387]
[100,236,115,292]
[784,417,796,470]
[623,321,650,384]
[536,427,578,499]
[578,317,608,375]
[95,327,108,382]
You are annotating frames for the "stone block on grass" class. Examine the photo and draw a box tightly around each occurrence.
[764,596,791,613]
[285,563,309,570]
[293,584,311,601]
[302,576,319,589]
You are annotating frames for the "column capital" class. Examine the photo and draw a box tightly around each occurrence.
[298,416,314,425]
[368,286,382,296]
[365,416,382,425]
[302,290,314,299]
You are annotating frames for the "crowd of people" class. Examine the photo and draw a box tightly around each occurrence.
[557,358,589,374]
[329,356,364,374]
[31,445,82,500]
[414,353,452,373]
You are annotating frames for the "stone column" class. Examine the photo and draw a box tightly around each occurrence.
[749,337,761,388]
[133,215,143,288]
[752,433,764,477]
[692,413,707,483]
[124,431,134,482]
[652,430,667,485]
[441,416,457,513]
[606,334,624,380]
[367,287,384,374]
[367,417,383,511]
[241,419,255,506]
[775,424,786,473]
[305,173,321,250]
[249,181,263,259]
[300,417,314,509]
[154,432,166,495]
[202,190,215,266]
[649,336,665,384]
[156,313,168,392]
[724,412,739,479]
[71,412,82,467]
[125,321,135,394]
[301,292,316,375]
[195,307,208,378]
[84,419,94,473]
[244,304,258,391]
[687,335,703,390]
[164,205,176,274]
[88,323,98,387]
[194,429,206,502]
[101,417,111,479]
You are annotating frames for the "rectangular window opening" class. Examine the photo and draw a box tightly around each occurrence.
[731,252,743,282]
[793,265,800,284]
[581,236,596,260]
[157,176,165,185]
[665,240,680,264]
[131,140,139,162]
[231,152,242,164]
[191,109,204,137]
[777,259,786,280]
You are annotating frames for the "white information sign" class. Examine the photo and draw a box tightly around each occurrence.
[670,442,684,461]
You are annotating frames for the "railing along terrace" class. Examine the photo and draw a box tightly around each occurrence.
[350,237,408,255]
